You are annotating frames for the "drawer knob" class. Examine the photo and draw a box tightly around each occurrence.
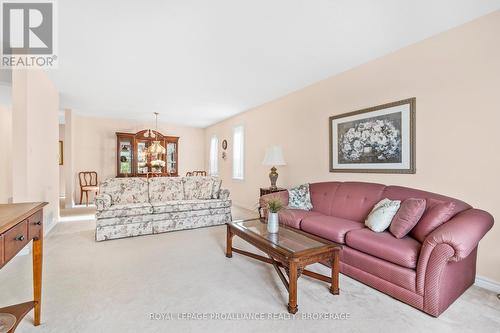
[16,235,25,241]
[35,221,42,225]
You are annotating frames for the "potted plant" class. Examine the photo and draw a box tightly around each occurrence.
[266,198,283,233]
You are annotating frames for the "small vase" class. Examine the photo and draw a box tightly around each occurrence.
[267,212,279,233]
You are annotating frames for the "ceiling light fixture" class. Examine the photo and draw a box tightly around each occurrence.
[146,112,166,155]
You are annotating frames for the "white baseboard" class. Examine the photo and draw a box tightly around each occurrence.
[44,219,57,235]
[475,276,500,293]
[232,202,257,212]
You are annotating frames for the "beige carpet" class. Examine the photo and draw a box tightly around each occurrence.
[1,207,499,333]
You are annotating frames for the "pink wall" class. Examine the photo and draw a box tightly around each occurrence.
[69,114,205,203]
[0,105,12,203]
[205,11,500,282]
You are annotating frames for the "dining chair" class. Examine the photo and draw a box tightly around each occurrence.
[186,171,207,176]
[79,171,99,206]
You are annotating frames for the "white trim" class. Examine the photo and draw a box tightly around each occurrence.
[44,218,57,235]
[209,135,219,176]
[475,276,500,293]
[232,201,256,212]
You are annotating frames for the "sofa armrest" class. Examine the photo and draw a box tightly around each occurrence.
[416,208,493,295]
[259,191,289,219]
[95,193,112,211]
[219,189,230,200]
[421,208,493,262]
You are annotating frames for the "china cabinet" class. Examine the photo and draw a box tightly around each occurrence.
[116,130,179,177]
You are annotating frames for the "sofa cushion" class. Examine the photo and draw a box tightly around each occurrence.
[183,177,214,200]
[148,177,184,202]
[383,186,471,243]
[152,199,231,214]
[309,182,342,216]
[96,213,155,226]
[99,178,149,205]
[383,185,471,213]
[95,203,153,219]
[153,207,232,220]
[410,198,456,242]
[301,215,364,244]
[390,198,426,238]
[278,209,323,229]
[341,246,417,293]
[346,228,421,269]
[330,182,386,222]
[212,177,222,199]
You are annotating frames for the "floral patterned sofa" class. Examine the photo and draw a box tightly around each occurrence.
[94,176,231,241]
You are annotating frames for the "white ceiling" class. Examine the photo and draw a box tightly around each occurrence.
[49,0,500,127]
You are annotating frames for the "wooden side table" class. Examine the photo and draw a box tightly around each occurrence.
[0,202,47,333]
[260,187,286,197]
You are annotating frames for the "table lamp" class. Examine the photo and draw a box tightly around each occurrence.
[262,146,286,190]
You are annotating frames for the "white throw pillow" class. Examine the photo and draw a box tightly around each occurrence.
[365,198,401,232]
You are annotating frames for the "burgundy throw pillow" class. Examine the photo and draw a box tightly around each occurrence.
[389,198,426,239]
[410,198,456,242]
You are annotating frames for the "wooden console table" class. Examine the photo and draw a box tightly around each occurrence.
[0,202,47,333]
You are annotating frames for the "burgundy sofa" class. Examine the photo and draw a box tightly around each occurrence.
[260,181,494,317]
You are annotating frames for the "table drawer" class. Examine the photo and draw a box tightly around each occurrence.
[0,234,4,267]
[28,210,43,240]
[4,220,29,260]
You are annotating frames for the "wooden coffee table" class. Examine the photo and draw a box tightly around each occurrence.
[226,219,341,314]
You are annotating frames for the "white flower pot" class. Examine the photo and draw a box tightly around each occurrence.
[267,212,279,233]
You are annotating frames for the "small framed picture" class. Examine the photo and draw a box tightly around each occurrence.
[329,98,416,173]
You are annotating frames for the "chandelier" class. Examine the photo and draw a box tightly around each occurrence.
[145,112,166,155]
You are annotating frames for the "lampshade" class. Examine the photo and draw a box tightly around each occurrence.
[262,146,286,166]
[145,112,166,156]
[147,141,166,155]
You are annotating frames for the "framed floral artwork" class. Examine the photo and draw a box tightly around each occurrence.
[329,98,415,173]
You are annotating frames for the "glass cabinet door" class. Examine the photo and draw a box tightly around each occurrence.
[136,140,149,174]
[117,132,179,177]
[118,139,133,176]
[166,142,177,175]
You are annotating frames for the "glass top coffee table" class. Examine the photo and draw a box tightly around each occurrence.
[226,219,341,314]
